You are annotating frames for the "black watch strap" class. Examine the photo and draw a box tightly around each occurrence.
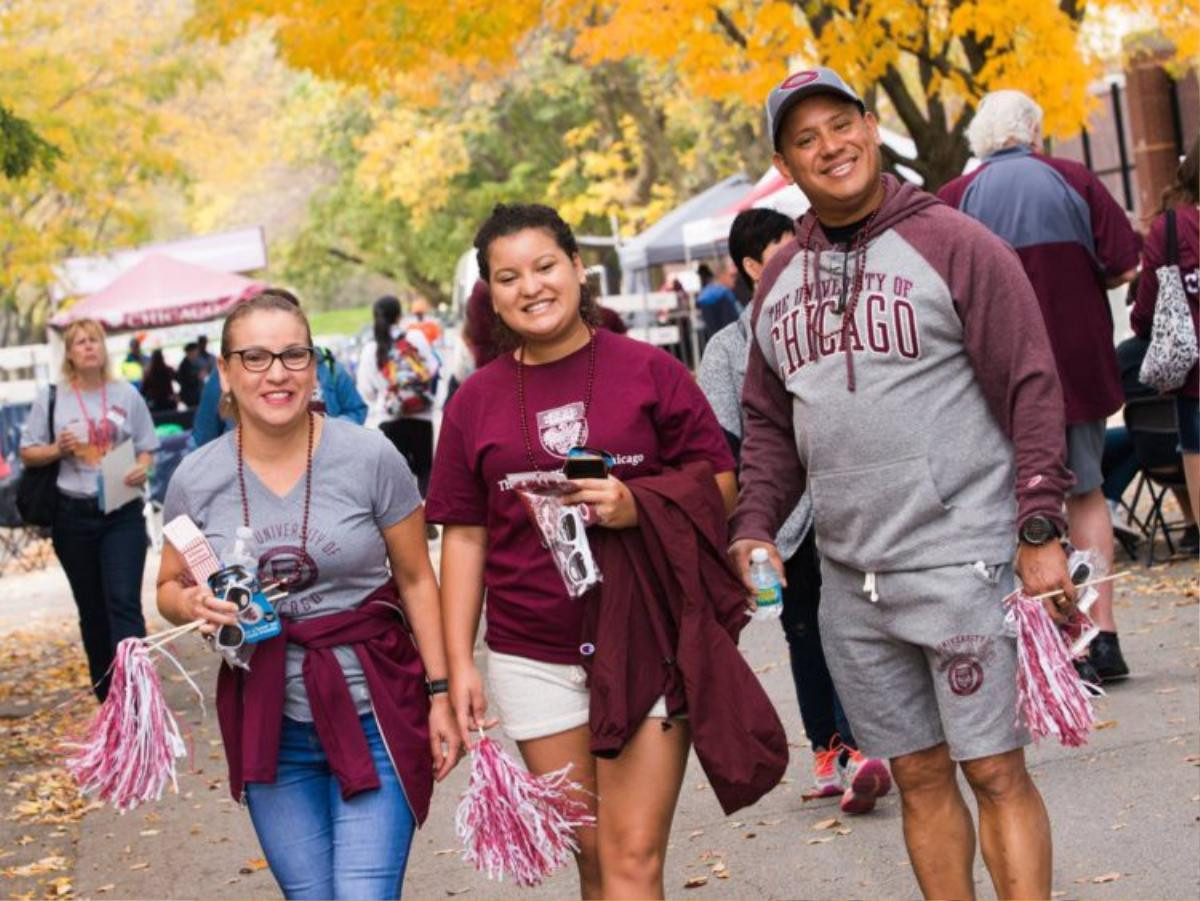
[1019,514,1058,546]
[426,678,449,696]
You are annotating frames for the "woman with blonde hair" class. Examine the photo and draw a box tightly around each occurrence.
[20,318,158,699]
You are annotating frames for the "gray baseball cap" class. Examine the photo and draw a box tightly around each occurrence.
[766,67,865,149]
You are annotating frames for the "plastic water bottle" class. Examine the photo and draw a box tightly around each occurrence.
[228,526,258,573]
[748,548,783,621]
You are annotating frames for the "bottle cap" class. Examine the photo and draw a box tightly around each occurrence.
[236,526,255,542]
[750,547,768,563]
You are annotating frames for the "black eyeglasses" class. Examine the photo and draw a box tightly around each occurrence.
[226,346,317,372]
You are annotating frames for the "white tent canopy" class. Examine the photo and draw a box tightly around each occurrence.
[617,174,752,292]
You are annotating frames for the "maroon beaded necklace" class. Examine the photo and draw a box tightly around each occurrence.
[799,205,879,332]
[236,410,315,552]
[515,327,597,472]
[798,201,880,392]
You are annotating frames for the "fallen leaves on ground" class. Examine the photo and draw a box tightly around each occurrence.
[1092,872,1122,883]
[238,858,268,874]
[683,875,708,888]
[1,855,67,877]
[811,818,840,831]
[45,875,73,896]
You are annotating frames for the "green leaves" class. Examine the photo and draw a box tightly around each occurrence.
[0,105,63,180]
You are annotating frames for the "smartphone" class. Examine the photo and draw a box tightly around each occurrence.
[564,455,609,480]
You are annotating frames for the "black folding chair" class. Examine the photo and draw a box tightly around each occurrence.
[0,472,51,574]
[1123,396,1191,565]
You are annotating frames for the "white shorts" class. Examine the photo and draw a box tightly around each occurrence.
[487,650,672,742]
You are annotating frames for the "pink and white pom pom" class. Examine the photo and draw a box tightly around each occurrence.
[1006,590,1098,747]
[455,735,595,887]
[63,630,201,813]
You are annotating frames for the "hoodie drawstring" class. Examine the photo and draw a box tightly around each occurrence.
[842,297,859,393]
[863,572,879,602]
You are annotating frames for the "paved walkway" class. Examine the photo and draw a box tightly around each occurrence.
[1,548,1197,899]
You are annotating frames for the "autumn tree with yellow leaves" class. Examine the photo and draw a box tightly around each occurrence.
[0,0,331,341]
[193,0,1188,194]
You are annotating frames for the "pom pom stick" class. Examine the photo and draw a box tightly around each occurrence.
[1005,590,1099,748]
[455,735,595,887]
[63,623,205,813]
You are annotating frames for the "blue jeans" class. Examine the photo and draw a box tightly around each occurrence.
[781,532,856,751]
[245,715,416,900]
[51,495,148,700]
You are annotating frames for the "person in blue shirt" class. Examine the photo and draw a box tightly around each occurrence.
[190,291,367,449]
[695,262,741,348]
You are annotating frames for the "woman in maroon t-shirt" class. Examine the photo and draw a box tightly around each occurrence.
[427,204,736,899]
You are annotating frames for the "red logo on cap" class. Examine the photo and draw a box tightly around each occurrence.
[780,70,820,90]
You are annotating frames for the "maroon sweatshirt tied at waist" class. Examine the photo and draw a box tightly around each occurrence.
[583,462,789,815]
[216,581,433,824]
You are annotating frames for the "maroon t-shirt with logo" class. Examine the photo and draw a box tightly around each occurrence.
[426,329,735,664]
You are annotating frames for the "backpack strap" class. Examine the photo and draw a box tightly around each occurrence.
[1165,208,1178,267]
[46,384,57,444]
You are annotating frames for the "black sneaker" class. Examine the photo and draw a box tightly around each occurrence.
[1089,631,1130,682]
[1073,656,1103,687]
[1179,525,1199,555]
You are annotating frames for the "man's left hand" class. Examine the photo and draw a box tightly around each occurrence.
[1015,540,1076,624]
[564,477,637,529]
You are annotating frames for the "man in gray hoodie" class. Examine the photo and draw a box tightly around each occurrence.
[729,68,1077,900]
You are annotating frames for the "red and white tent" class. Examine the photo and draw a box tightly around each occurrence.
[51,254,265,333]
[681,170,809,257]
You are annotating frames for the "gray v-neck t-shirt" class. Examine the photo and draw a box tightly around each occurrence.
[163,417,422,721]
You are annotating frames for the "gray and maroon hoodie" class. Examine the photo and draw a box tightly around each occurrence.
[731,175,1073,574]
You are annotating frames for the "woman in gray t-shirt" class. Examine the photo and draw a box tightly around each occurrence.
[156,290,459,901]
[19,318,158,700]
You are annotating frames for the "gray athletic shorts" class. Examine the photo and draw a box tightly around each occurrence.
[1066,419,1106,496]
[818,558,1030,762]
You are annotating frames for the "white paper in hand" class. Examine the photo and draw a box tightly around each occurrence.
[98,439,140,514]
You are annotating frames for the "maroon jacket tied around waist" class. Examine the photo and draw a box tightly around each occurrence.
[216,581,433,824]
[583,462,789,815]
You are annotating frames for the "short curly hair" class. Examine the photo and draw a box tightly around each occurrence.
[472,203,600,351]
[967,90,1043,159]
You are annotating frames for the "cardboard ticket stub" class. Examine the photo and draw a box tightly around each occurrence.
[162,515,222,584]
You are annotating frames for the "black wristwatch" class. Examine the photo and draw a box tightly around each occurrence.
[1019,514,1059,546]
[426,678,449,697]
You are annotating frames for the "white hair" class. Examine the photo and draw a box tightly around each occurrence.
[967,90,1044,159]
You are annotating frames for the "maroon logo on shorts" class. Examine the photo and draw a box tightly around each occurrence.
[935,635,995,697]
[258,545,319,594]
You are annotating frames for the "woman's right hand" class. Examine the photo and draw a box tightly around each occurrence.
[449,661,498,749]
[56,428,80,457]
[179,585,240,636]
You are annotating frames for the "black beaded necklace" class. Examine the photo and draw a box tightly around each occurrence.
[236,410,315,554]
[515,328,596,472]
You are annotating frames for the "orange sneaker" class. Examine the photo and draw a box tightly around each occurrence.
[802,745,845,800]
